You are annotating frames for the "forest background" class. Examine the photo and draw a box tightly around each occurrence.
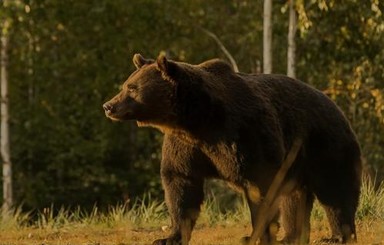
[0,0,383,213]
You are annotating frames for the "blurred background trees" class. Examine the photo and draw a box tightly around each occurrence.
[0,0,383,211]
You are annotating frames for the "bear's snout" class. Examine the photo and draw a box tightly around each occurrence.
[103,103,114,114]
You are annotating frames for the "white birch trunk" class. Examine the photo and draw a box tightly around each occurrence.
[1,26,13,213]
[263,0,273,74]
[287,0,297,78]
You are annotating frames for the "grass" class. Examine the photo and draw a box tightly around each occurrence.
[0,178,383,245]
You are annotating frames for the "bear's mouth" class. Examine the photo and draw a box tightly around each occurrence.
[104,109,134,121]
[105,113,123,121]
[136,121,149,127]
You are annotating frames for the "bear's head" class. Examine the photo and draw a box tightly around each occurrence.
[103,54,228,133]
[103,54,177,127]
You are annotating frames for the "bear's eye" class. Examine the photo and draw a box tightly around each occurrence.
[126,84,137,93]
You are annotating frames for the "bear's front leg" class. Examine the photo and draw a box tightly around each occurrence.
[152,171,204,245]
[153,134,208,245]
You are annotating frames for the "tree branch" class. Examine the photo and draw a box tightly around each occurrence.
[200,28,239,73]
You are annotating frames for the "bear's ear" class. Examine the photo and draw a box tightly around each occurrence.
[133,53,153,69]
[156,54,178,81]
[156,53,169,73]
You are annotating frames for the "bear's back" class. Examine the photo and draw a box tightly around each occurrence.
[240,74,347,124]
[238,73,358,147]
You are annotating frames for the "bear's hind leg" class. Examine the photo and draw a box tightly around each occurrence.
[279,189,314,244]
[321,204,357,243]
[243,181,286,245]
[314,166,360,243]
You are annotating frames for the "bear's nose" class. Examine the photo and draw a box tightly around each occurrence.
[103,103,114,113]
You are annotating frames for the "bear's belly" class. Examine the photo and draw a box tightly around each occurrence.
[201,142,245,184]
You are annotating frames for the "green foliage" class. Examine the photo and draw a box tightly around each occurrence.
[0,0,383,211]
[2,0,167,210]
[296,0,384,175]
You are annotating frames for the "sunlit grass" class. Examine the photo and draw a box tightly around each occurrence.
[126,194,167,228]
[198,193,250,227]
[357,176,384,220]
[0,177,383,244]
[0,206,31,230]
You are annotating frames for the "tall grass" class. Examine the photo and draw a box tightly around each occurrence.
[198,193,250,227]
[125,194,167,228]
[357,176,384,220]
[0,177,383,231]
[0,206,31,230]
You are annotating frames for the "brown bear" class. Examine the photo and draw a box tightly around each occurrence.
[103,54,362,245]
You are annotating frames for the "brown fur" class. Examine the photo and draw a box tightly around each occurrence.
[103,54,362,245]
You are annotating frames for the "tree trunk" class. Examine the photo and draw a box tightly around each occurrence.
[287,0,297,78]
[263,0,273,74]
[1,24,13,213]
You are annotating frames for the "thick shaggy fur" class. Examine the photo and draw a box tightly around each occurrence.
[103,54,362,245]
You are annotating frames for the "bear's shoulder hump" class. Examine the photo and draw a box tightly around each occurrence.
[199,59,234,74]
